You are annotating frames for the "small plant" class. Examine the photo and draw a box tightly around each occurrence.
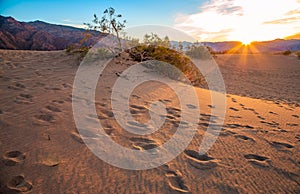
[84,7,126,51]
[283,50,291,55]
[78,46,90,60]
[296,51,300,59]
[143,33,170,48]
[65,44,75,54]
[185,45,212,59]
[65,40,90,61]
[128,45,203,86]
[66,7,127,62]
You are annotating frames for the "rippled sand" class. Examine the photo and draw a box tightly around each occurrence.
[0,50,299,193]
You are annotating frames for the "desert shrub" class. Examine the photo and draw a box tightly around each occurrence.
[128,45,203,86]
[283,50,292,55]
[143,33,170,48]
[141,60,187,82]
[78,46,90,59]
[96,48,115,58]
[66,45,75,54]
[66,45,90,61]
[296,51,300,59]
[84,7,126,50]
[185,46,212,59]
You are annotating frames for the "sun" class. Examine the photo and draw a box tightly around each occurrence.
[231,30,255,46]
[241,39,252,45]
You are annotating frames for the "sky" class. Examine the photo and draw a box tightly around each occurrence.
[1,0,299,42]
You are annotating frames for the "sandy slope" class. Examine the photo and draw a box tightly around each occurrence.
[0,50,299,193]
[214,54,300,105]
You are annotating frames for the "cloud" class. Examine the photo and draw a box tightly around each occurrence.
[263,16,300,24]
[61,19,86,29]
[285,9,300,15]
[201,0,243,16]
[62,19,72,22]
[174,0,300,42]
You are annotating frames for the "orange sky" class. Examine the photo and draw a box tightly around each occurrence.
[174,0,300,43]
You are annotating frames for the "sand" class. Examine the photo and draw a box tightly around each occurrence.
[214,54,300,105]
[0,50,299,193]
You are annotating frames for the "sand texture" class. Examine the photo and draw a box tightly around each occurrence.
[0,50,299,193]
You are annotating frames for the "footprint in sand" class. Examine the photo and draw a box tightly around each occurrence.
[99,109,114,118]
[260,120,279,128]
[71,132,84,144]
[168,120,180,128]
[95,102,106,108]
[127,121,148,128]
[242,107,259,115]
[244,154,270,167]
[46,105,61,112]
[7,175,32,192]
[184,149,218,170]
[126,121,155,133]
[257,115,265,120]
[200,113,211,118]
[35,113,54,123]
[165,171,190,193]
[198,122,209,128]
[52,100,64,104]
[186,104,197,109]
[291,114,299,118]
[269,111,278,115]
[225,123,254,129]
[295,134,300,141]
[229,115,242,119]
[234,134,255,142]
[19,94,32,99]
[103,127,114,136]
[239,103,245,107]
[161,165,190,193]
[8,82,26,90]
[159,99,172,103]
[14,93,33,104]
[131,94,140,99]
[166,107,181,117]
[270,141,294,149]
[199,113,219,122]
[129,104,148,115]
[2,151,26,166]
[129,137,159,151]
[62,83,72,88]
[219,129,237,136]
[16,83,25,88]
[287,123,298,127]
[229,107,239,111]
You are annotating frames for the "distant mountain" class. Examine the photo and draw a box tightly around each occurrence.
[250,39,300,52]
[204,39,300,53]
[1,15,300,52]
[201,41,242,52]
[0,15,105,50]
[170,41,243,52]
[171,39,300,53]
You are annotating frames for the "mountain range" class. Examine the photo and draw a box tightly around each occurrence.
[1,15,300,52]
[0,15,104,50]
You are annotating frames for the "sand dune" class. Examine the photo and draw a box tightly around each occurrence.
[0,50,299,193]
[214,54,300,105]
